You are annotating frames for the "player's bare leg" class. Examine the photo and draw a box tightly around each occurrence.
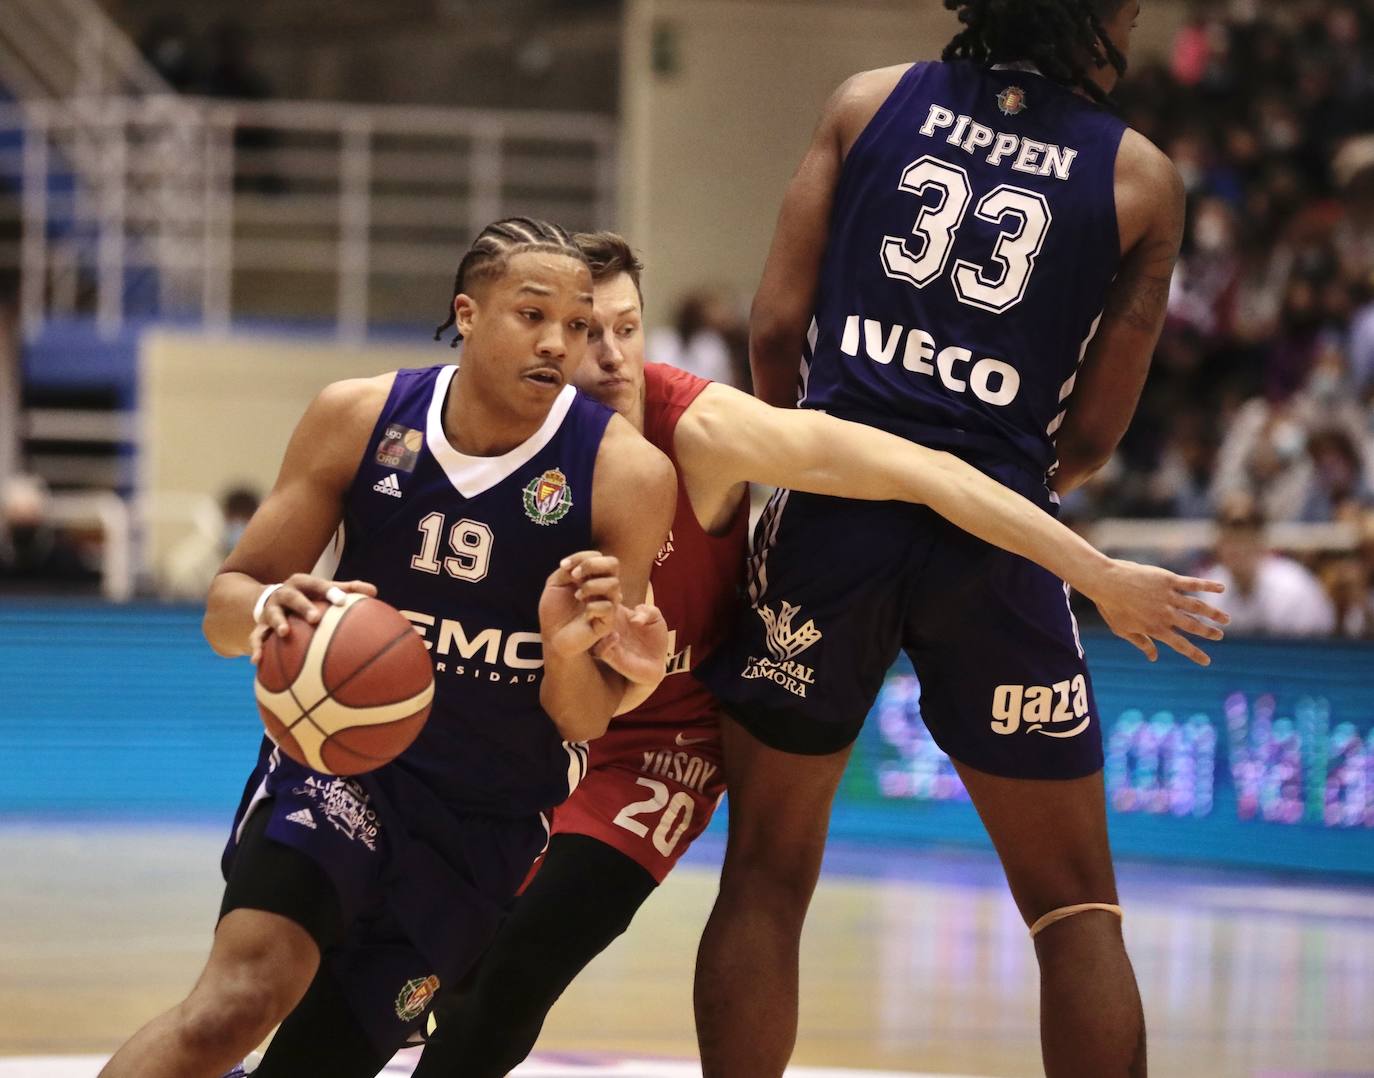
[952,761,1145,1078]
[99,909,320,1078]
[694,716,850,1078]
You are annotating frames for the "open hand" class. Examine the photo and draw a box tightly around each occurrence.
[539,551,623,659]
[1085,560,1229,666]
[592,601,669,690]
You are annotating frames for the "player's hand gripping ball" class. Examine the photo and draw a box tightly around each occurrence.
[255,593,434,775]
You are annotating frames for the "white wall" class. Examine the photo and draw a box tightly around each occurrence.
[140,328,437,568]
[620,0,1186,329]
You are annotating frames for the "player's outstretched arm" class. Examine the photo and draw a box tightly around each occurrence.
[675,383,1228,665]
[203,377,390,658]
[538,416,675,740]
[1051,130,1186,494]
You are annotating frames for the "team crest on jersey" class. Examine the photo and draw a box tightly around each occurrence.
[997,85,1028,116]
[522,467,572,526]
[394,974,440,1022]
[375,424,423,472]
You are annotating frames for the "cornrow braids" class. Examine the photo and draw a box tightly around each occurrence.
[433,216,588,347]
[942,0,1128,104]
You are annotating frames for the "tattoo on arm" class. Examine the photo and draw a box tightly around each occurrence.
[1108,237,1178,333]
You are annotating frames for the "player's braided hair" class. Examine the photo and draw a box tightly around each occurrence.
[942,0,1128,104]
[574,230,645,303]
[433,217,588,347]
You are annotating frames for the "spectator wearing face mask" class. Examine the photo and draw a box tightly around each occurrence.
[1211,397,1315,522]
[1302,427,1374,523]
[0,474,100,591]
[161,487,261,600]
[1203,493,1336,636]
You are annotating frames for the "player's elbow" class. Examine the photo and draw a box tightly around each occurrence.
[203,577,246,657]
[544,697,611,743]
[539,672,613,741]
[1054,435,1116,492]
[750,305,804,365]
[202,616,242,658]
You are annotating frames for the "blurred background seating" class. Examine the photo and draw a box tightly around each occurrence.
[0,0,1371,623]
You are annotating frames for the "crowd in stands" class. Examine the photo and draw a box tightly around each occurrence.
[8,1,1374,637]
[1060,0,1374,637]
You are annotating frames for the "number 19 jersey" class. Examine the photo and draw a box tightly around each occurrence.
[801,60,1127,482]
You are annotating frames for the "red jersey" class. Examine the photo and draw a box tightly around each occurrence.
[539,364,743,883]
[629,363,749,728]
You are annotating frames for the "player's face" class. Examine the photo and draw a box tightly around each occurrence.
[453,251,593,412]
[572,272,647,431]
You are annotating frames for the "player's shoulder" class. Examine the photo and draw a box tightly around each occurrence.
[643,363,714,457]
[310,371,397,426]
[595,413,676,508]
[1112,127,1185,246]
[1115,128,1184,204]
[293,372,396,459]
[832,63,915,110]
[826,63,915,145]
[645,362,711,410]
[598,413,673,477]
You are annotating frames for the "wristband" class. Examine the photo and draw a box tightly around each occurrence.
[252,583,283,623]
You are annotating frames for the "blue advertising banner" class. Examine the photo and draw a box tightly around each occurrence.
[2,604,1371,877]
[842,634,1374,877]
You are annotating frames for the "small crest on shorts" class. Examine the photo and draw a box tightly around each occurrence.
[394,974,441,1022]
[522,467,572,526]
[759,600,823,663]
[997,85,1028,116]
[375,424,423,472]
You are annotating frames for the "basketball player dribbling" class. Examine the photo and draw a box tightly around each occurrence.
[98,218,676,1078]
[396,226,1224,1075]
[693,2,1184,1075]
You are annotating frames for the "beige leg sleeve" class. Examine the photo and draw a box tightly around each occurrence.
[1029,902,1123,939]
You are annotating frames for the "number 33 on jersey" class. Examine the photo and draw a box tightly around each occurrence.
[801,60,1128,479]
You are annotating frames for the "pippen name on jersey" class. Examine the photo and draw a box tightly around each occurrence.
[402,610,543,685]
[640,748,718,794]
[920,104,1078,181]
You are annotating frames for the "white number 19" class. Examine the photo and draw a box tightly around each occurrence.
[411,511,493,582]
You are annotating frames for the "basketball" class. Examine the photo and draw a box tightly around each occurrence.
[254,593,434,775]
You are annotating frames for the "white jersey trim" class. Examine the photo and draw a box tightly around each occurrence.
[563,739,589,798]
[425,365,578,498]
[747,487,792,606]
[232,746,281,846]
[1063,580,1085,660]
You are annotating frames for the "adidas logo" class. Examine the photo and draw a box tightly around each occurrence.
[373,473,403,498]
[285,808,317,830]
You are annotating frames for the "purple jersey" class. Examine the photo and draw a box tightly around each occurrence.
[800,61,1127,479]
[335,364,613,820]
